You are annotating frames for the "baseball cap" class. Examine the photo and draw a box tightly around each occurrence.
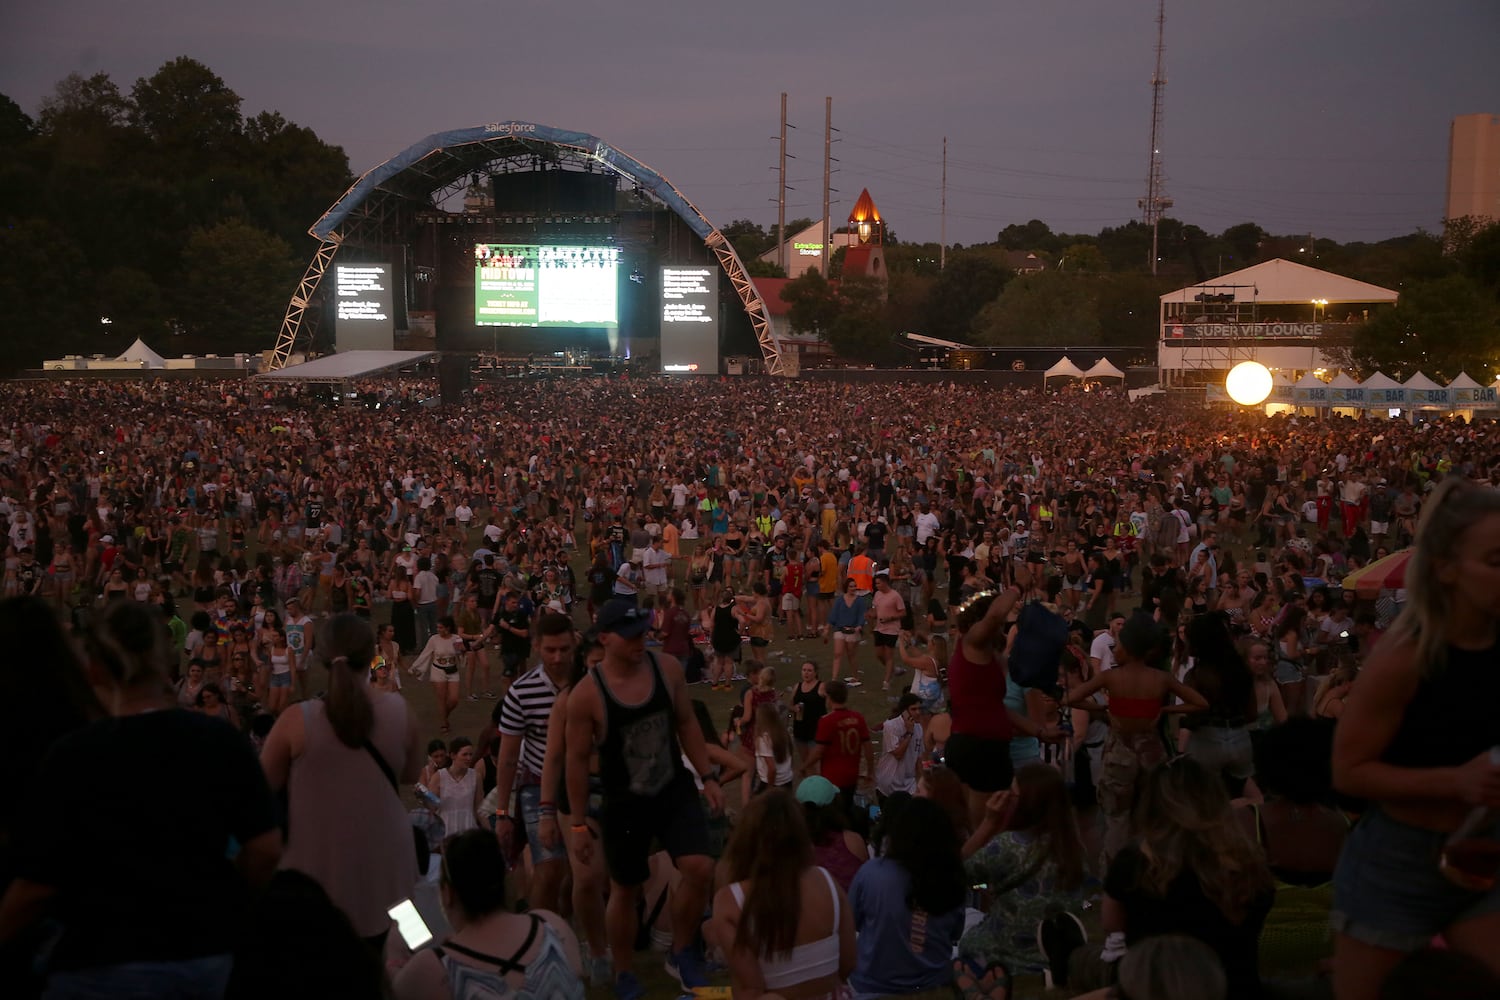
[595,600,650,638]
[795,775,839,807]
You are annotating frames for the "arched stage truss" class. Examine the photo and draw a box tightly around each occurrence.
[270,122,787,375]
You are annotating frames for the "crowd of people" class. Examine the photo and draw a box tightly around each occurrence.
[0,374,1497,1000]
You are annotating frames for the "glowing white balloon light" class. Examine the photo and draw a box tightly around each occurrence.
[1225,361,1273,406]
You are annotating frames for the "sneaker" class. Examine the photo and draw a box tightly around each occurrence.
[881,682,891,691]
[483,690,497,699]
[666,946,708,990]
[467,693,479,702]
[1037,911,1087,990]
[611,970,646,1000]
[894,665,908,676]
[845,678,863,688]
[588,955,612,988]
[731,672,747,682]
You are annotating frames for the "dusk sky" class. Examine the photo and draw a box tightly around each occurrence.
[2,0,1496,249]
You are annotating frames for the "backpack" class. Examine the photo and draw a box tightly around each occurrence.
[1008,600,1069,691]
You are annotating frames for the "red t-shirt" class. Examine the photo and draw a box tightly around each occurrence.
[815,708,870,789]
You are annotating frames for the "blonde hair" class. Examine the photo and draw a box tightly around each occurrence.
[1134,756,1272,924]
[1384,477,1500,675]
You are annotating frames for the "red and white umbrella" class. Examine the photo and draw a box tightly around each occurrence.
[1342,549,1412,598]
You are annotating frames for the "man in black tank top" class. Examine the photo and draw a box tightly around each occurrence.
[564,599,723,998]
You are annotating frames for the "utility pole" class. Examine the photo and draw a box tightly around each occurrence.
[1138,0,1172,275]
[778,92,788,273]
[822,97,833,277]
[940,136,948,271]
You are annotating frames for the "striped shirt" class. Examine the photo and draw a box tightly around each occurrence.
[497,665,560,782]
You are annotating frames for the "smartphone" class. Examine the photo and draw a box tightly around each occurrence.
[388,899,433,950]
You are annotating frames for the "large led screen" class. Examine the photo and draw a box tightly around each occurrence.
[474,244,620,328]
[334,263,395,351]
[660,266,719,374]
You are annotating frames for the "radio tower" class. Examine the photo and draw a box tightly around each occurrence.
[1138,0,1172,275]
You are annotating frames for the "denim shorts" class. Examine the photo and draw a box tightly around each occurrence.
[517,783,568,865]
[1185,725,1255,783]
[1274,658,1305,685]
[1331,806,1500,952]
[269,672,292,689]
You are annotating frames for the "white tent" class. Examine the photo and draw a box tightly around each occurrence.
[1448,372,1499,410]
[1160,258,1399,306]
[1292,371,1329,407]
[1083,358,1126,380]
[1044,356,1087,381]
[114,338,167,369]
[1265,371,1296,407]
[1403,371,1451,409]
[1327,371,1366,408]
[1361,372,1406,409]
[260,350,437,382]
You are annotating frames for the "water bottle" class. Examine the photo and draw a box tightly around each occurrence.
[1440,746,1500,891]
[415,783,442,812]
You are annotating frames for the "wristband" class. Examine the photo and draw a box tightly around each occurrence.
[571,823,589,832]
[538,800,555,809]
[494,809,507,817]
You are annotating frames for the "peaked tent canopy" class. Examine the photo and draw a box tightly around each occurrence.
[1160,258,1399,306]
[1402,372,1443,391]
[1084,358,1126,380]
[1293,372,1326,388]
[1044,356,1087,380]
[1328,372,1361,388]
[1361,372,1402,390]
[115,338,167,368]
[1447,372,1484,390]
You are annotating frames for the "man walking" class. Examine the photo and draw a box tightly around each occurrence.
[564,600,723,999]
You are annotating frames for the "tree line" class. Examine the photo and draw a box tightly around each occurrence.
[0,58,352,371]
[2,58,1496,379]
[722,213,1500,379]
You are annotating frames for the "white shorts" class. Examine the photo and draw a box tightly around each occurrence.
[1370,520,1388,534]
[781,593,801,611]
[430,665,462,683]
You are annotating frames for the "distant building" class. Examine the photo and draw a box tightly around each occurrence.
[1004,250,1047,274]
[758,219,832,279]
[1446,113,1500,225]
[746,276,834,368]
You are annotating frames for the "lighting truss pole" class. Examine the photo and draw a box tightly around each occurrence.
[1138,0,1172,275]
